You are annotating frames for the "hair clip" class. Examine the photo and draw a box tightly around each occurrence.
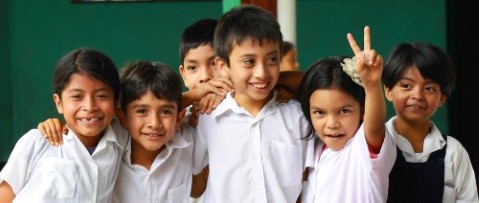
[341,57,363,86]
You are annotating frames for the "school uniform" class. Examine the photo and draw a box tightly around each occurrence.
[301,124,397,203]
[112,125,194,203]
[193,91,315,203]
[0,119,127,203]
[386,117,479,203]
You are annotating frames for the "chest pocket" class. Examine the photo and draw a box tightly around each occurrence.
[39,158,77,198]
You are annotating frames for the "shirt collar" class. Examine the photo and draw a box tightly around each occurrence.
[123,125,193,166]
[386,116,446,154]
[212,90,279,118]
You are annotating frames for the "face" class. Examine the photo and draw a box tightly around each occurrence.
[179,44,219,90]
[217,38,280,107]
[309,88,362,151]
[280,49,299,71]
[384,66,446,127]
[122,90,182,153]
[54,73,115,146]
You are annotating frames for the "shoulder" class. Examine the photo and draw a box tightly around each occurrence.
[275,100,303,116]
[15,129,51,150]
[445,136,471,158]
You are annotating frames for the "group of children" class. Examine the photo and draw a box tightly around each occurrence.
[0,4,477,203]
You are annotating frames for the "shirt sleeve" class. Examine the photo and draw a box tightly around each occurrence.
[192,121,208,175]
[0,129,48,194]
[447,136,479,202]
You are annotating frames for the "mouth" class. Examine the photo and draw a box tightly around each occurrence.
[324,132,346,138]
[77,117,102,124]
[142,133,164,137]
[406,104,426,111]
[251,82,268,89]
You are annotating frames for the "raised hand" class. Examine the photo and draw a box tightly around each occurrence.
[346,26,383,88]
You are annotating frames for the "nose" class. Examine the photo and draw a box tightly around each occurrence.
[198,66,213,84]
[326,115,340,129]
[253,63,269,79]
[82,96,98,112]
[411,86,425,100]
[148,114,162,130]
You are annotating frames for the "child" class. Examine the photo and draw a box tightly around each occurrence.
[382,42,478,202]
[280,40,300,71]
[192,5,314,202]
[178,18,225,128]
[298,26,397,202]
[112,61,193,203]
[0,48,127,202]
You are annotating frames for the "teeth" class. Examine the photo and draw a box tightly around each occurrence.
[79,118,99,123]
[253,83,267,88]
[144,133,162,137]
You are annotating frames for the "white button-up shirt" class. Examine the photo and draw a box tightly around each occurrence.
[112,125,194,203]
[0,119,127,203]
[193,92,314,203]
[302,124,397,203]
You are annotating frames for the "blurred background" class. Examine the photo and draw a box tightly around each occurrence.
[0,0,477,182]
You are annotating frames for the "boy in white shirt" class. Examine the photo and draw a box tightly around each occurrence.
[192,5,314,202]
[0,48,128,202]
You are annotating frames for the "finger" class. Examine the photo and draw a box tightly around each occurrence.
[205,94,217,114]
[374,54,383,67]
[367,49,377,65]
[363,26,371,52]
[45,120,60,146]
[52,120,64,144]
[347,33,362,55]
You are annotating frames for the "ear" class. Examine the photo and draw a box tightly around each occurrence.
[215,56,230,77]
[438,94,448,107]
[115,108,128,129]
[179,64,189,88]
[176,109,186,130]
[53,94,64,114]
[384,85,393,102]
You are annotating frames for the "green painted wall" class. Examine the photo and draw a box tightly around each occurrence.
[1,0,452,162]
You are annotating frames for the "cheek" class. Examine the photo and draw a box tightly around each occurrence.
[310,118,324,133]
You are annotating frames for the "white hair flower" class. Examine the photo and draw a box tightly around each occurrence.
[341,57,362,86]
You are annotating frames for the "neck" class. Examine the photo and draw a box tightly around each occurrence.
[130,140,164,170]
[394,117,431,152]
[233,92,273,117]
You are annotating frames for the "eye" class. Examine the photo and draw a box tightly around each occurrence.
[160,108,176,117]
[266,55,279,65]
[96,94,109,99]
[242,58,255,66]
[135,108,147,115]
[339,108,352,115]
[186,65,197,71]
[311,109,325,117]
[210,60,216,68]
[70,94,82,100]
[425,85,438,93]
[399,82,412,90]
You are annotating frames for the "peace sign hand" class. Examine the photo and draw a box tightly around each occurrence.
[346,26,383,89]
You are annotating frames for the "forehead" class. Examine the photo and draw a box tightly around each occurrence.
[64,73,108,90]
[184,44,215,60]
[310,88,360,108]
[230,38,280,55]
[128,90,178,107]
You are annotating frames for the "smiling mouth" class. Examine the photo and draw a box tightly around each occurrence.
[252,83,268,89]
[78,118,101,124]
[142,133,163,137]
